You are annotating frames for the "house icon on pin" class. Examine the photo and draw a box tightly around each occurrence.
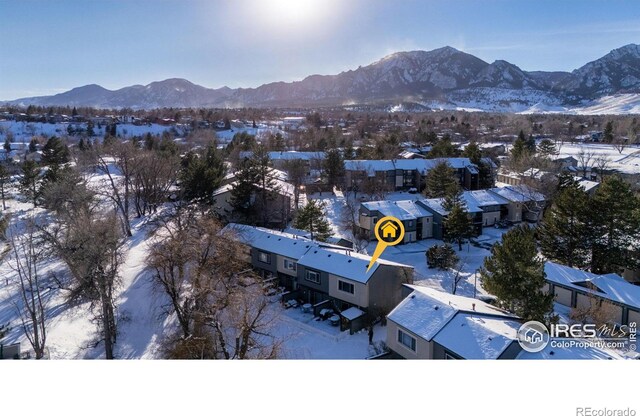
[380,221,399,238]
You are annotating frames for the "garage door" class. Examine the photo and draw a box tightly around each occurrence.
[554,286,572,307]
[628,310,640,327]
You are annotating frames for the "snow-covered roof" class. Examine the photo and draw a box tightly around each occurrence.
[388,285,514,342]
[222,222,304,245]
[341,307,365,321]
[545,262,640,309]
[297,247,412,284]
[417,196,483,216]
[344,158,478,174]
[361,200,426,221]
[268,151,325,161]
[395,200,433,218]
[433,313,520,359]
[576,179,600,192]
[488,185,545,203]
[465,190,510,207]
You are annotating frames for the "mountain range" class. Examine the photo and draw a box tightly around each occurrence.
[5,44,640,113]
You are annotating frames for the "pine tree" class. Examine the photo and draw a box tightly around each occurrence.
[424,161,459,198]
[28,138,38,153]
[180,144,226,203]
[480,226,554,322]
[537,139,557,159]
[511,130,529,162]
[252,146,279,226]
[86,120,95,137]
[426,243,459,270]
[229,159,258,223]
[589,175,640,274]
[443,187,472,251]
[323,148,345,188]
[293,199,332,241]
[20,160,41,207]
[538,181,591,268]
[603,121,614,143]
[41,136,70,166]
[4,137,11,158]
[427,135,457,158]
[0,164,8,210]
[462,141,482,163]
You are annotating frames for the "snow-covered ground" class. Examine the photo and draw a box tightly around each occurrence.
[553,142,640,175]
[0,120,182,143]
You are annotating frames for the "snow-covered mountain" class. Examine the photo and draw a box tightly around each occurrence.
[5,44,640,113]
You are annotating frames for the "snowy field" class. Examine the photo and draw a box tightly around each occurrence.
[553,142,640,175]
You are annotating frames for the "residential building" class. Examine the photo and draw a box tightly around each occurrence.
[417,197,483,239]
[359,200,433,243]
[543,262,640,328]
[223,224,414,317]
[487,185,546,223]
[386,285,523,359]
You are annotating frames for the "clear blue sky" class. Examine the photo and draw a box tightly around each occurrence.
[1,0,639,100]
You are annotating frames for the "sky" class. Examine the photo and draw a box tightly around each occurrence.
[1,0,640,100]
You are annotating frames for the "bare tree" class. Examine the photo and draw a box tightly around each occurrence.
[577,148,595,179]
[45,211,124,359]
[339,194,369,253]
[594,156,611,181]
[8,220,49,359]
[93,141,135,236]
[131,150,180,217]
[149,212,282,359]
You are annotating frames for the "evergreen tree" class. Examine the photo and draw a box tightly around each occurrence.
[20,160,41,207]
[4,137,11,157]
[229,158,258,223]
[538,181,591,268]
[537,139,557,159]
[443,187,472,251]
[323,148,345,188]
[426,243,459,269]
[462,141,482,163]
[0,164,8,210]
[427,135,457,158]
[603,121,614,143]
[480,226,554,322]
[424,161,459,198]
[86,120,95,137]
[41,136,70,166]
[511,130,530,162]
[478,160,495,189]
[180,144,226,203]
[252,146,279,226]
[293,199,332,241]
[589,175,640,274]
[28,138,38,153]
[526,134,537,153]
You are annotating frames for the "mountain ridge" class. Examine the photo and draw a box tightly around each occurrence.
[5,44,640,112]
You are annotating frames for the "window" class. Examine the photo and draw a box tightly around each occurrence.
[397,329,416,352]
[258,251,271,264]
[408,220,413,227]
[305,270,320,284]
[338,280,354,294]
[283,258,297,271]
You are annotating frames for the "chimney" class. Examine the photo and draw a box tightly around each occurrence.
[472,303,476,311]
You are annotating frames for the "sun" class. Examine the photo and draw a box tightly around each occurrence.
[267,0,320,22]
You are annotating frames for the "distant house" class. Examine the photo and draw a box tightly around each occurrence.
[543,262,640,328]
[463,190,511,227]
[488,185,546,223]
[417,197,483,239]
[238,151,325,183]
[212,168,297,227]
[344,157,496,192]
[386,285,523,359]
[359,200,433,243]
[223,224,414,319]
